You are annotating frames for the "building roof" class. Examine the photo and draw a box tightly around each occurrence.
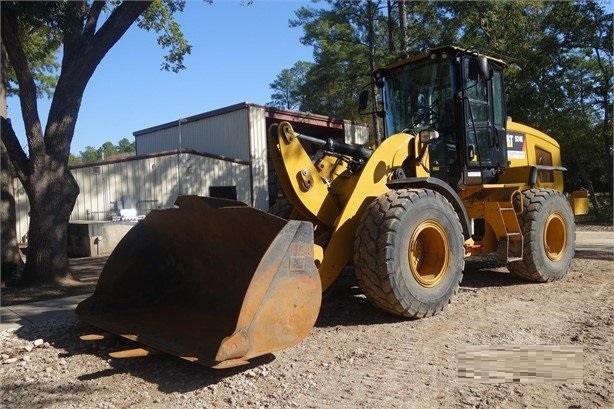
[133,102,363,137]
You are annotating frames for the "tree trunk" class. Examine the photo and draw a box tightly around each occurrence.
[1,142,24,283]
[366,0,381,144]
[578,168,600,213]
[397,0,409,59]
[20,167,79,285]
[0,32,24,283]
[387,1,395,54]
[1,1,152,286]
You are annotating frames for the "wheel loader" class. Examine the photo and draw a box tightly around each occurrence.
[77,46,589,368]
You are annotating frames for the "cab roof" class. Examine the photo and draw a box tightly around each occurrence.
[381,45,507,71]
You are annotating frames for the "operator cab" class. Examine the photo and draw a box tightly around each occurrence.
[375,46,508,186]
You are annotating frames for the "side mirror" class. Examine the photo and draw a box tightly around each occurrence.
[419,129,439,144]
[358,90,369,111]
[469,55,491,81]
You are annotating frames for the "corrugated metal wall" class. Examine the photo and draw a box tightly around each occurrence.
[136,107,251,161]
[344,121,370,145]
[133,126,179,155]
[135,105,271,208]
[13,152,251,241]
[12,105,368,245]
[248,106,269,209]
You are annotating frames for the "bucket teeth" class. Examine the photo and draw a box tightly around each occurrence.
[79,332,114,341]
[76,197,322,368]
[109,347,161,359]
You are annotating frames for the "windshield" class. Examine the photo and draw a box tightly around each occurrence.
[381,56,455,137]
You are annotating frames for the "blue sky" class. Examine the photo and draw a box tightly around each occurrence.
[6,0,314,155]
[7,1,613,155]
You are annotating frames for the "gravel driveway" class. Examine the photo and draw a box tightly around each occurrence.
[1,226,612,408]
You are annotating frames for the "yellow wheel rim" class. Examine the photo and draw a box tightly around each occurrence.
[544,212,567,261]
[409,221,449,287]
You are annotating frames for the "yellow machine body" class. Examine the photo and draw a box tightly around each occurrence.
[77,46,588,367]
[270,119,587,285]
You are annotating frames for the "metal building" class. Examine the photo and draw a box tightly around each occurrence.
[12,150,251,254]
[12,103,370,254]
[133,102,370,208]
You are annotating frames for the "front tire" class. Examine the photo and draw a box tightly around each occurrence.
[507,188,575,282]
[354,189,464,318]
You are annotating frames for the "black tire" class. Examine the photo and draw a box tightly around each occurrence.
[268,198,293,219]
[354,189,465,318]
[507,188,575,282]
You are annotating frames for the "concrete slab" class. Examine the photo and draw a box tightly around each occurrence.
[0,294,90,332]
[575,230,614,253]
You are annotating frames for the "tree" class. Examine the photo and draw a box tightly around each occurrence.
[68,137,136,165]
[290,0,393,140]
[99,141,117,160]
[268,61,313,110]
[1,35,24,282]
[288,0,451,142]
[288,0,611,210]
[397,0,408,58]
[1,10,62,282]
[116,137,135,153]
[69,137,136,165]
[79,146,102,163]
[437,1,612,208]
[1,1,193,285]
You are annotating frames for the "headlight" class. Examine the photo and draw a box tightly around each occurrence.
[419,129,439,143]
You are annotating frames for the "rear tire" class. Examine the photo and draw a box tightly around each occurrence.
[354,189,464,318]
[507,188,575,282]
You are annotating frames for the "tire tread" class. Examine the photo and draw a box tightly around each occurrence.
[354,189,464,318]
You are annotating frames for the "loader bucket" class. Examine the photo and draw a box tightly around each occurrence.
[76,196,322,368]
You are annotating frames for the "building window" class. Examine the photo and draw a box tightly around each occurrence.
[209,186,237,200]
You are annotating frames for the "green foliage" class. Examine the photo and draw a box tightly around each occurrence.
[71,138,136,164]
[5,0,194,99]
[117,137,135,153]
[440,1,613,197]
[138,0,199,73]
[79,146,101,163]
[279,0,612,196]
[268,61,313,110]
[289,1,382,120]
[595,203,614,224]
[3,2,62,97]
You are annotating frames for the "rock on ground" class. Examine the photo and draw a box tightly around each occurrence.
[1,226,612,408]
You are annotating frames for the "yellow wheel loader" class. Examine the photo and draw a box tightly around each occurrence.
[77,46,588,368]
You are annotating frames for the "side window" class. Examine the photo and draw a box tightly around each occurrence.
[463,58,489,123]
[492,70,505,127]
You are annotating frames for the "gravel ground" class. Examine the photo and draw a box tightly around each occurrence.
[1,224,612,408]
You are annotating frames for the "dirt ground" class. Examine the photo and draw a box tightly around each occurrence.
[1,224,612,408]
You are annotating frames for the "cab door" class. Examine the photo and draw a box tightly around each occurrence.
[461,56,507,185]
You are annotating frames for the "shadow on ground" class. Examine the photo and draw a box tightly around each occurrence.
[1,257,107,307]
[575,249,613,261]
[8,244,611,393]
